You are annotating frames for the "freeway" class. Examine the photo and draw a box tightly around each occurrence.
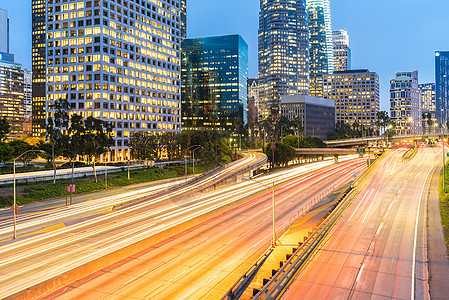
[282,146,442,299]
[0,152,265,244]
[41,156,368,300]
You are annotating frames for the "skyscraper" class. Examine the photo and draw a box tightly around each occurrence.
[258,0,309,118]
[436,51,449,125]
[0,9,9,53]
[32,0,182,161]
[307,0,333,75]
[182,34,248,131]
[181,0,186,40]
[419,83,436,114]
[332,29,351,72]
[390,71,422,135]
[312,69,380,130]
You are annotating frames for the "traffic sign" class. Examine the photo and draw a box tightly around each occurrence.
[10,204,19,214]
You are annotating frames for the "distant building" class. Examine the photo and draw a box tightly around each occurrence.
[307,0,334,75]
[259,0,310,117]
[0,52,24,139]
[311,69,380,130]
[181,0,186,40]
[23,71,33,137]
[420,83,436,114]
[390,71,422,135]
[332,29,351,72]
[0,9,9,53]
[281,95,335,141]
[436,51,449,124]
[182,34,248,131]
[247,78,260,123]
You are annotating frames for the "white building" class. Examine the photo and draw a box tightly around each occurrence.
[33,0,183,161]
[332,29,351,72]
[390,71,422,135]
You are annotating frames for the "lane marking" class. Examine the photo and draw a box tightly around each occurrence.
[356,264,365,282]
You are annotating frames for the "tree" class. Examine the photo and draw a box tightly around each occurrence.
[8,140,35,166]
[0,117,11,141]
[0,142,12,164]
[129,132,158,162]
[83,116,114,183]
[376,111,390,137]
[266,141,296,167]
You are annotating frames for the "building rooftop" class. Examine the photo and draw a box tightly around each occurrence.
[280,95,335,108]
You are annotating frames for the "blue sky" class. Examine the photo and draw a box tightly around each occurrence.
[3,0,449,110]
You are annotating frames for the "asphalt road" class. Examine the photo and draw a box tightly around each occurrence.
[282,146,442,299]
[41,157,368,300]
[0,153,265,244]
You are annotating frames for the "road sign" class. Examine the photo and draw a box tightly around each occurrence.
[10,204,19,214]
[447,153,449,157]
[356,147,366,154]
[353,171,357,178]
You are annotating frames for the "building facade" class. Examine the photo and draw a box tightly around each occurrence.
[281,95,335,140]
[390,71,422,135]
[32,0,183,161]
[307,0,333,76]
[332,29,350,72]
[0,9,9,53]
[182,34,248,131]
[247,78,260,124]
[23,71,33,137]
[311,69,380,130]
[436,51,449,124]
[180,0,186,40]
[0,53,24,139]
[258,0,309,118]
[419,83,436,114]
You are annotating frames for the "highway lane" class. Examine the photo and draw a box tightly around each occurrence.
[0,152,265,243]
[44,157,369,300]
[0,155,362,299]
[282,146,441,299]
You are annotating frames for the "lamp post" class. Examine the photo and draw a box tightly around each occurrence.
[13,150,45,239]
[184,145,202,177]
[280,124,288,140]
[242,177,277,247]
[192,145,203,174]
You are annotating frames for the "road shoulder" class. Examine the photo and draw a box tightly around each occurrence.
[427,165,449,300]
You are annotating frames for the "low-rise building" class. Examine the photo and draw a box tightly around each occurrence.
[280,95,335,140]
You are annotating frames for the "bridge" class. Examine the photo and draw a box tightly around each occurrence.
[325,133,444,148]
[295,148,382,162]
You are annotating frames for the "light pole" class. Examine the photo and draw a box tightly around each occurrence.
[184,145,202,177]
[242,177,277,247]
[192,145,203,175]
[13,150,45,239]
[280,124,288,140]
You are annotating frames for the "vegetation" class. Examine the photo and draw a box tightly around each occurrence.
[440,163,449,254]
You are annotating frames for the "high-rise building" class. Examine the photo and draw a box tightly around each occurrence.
[181,0,186,40]
[281,95,335,140]
[23,71,33,137]
[0,9,9,53]
[32,0,182,161]
[0,53,24,139]
[258,0,309,118]
[307,0,333,76]
[436,51,449,124]
[312,69,380,130]
[31,0,47,137]
[419,83,436,114]
[247,78,260,123]
[332,29,351,72]
[182,34,248,131]
[390,71,422,135]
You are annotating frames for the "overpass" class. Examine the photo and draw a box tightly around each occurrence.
[295,148,382,162]
[325,133,444,148]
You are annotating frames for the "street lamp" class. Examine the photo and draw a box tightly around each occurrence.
[242,177,277,247]
[192,145,203,175]
[280,124,288,140]
[184,145,202,177]
[13,149,45,239]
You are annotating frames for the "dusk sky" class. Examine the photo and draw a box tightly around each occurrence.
[3,0,449,110]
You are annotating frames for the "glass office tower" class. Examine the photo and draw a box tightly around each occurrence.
[258,0,310,118]
[332,29,351,72]
[307,0,333,75]
[436,51,449,124]
[182,34,248,131]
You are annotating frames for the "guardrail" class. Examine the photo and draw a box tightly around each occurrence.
[253,186,354,300]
